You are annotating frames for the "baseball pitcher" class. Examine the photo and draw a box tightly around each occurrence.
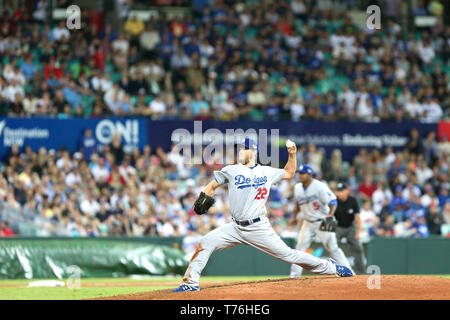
[290,164,354,278]
[174,138,353,292]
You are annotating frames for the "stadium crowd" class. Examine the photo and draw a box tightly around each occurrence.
[0,0,448,121]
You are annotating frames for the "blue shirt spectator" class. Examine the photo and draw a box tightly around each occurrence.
[412,1,428,16]
[390,186,409,222]
[414,219,430,237]
[192,0,209,11]
[437,187,449,209]
[119,101,132,114]
[62,82,82,109]
[406,200,426,222]
[189,93,210,116]
[265,102,280,120]
[320,99,337,116]
[184,39,200,56]
[20,57,37,80]
[80,129,97,161]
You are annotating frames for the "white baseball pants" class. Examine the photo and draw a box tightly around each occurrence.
[290,220,353,278]
[182,217,337,287]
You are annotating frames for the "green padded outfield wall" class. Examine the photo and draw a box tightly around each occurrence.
[366,238,450,274]
[0,238,188,279]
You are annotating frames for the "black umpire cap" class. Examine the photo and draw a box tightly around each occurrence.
[336,182,348,191]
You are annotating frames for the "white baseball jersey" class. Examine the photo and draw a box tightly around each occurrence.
[180,166,341,288]
[294,179,337,221]
[213,163,285,221]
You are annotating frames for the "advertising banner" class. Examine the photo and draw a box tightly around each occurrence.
[147,120,437,162]
[0,118,147,160]
[0,118,437,162]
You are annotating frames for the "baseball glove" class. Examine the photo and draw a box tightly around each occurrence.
[319,217,337,232]
[193,192,215,215]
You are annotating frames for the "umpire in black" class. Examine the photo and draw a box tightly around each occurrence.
[334,182,365,275]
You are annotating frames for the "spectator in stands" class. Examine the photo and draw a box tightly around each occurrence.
[358,175,377,201]
[427,202,444,235]
[359,200,378,241]
[52,20,70,42]
[189,91,210,117]
[109,133,125,165]
[306,144,322,176]
[422,96,443,123]
[104,82,125,114]
[443,201,450,225]
[171,47,191,70]
[140,20,161,57]
[149,93,167,118]
[20,54,37,80]
[124,14,145,38]
[0,221,14,237]
[390,185,409,222]
[428,0,444,17]
[406,128,424,155]
[80,129,97,161]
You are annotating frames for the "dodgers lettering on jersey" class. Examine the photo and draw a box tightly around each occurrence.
[294,179,337,221]
[214,163,285,221]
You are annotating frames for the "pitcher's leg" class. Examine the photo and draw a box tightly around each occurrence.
[290,221,313,277]
[241,221,336,275]
[182,223,241,287]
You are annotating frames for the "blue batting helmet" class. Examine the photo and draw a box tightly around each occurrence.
[297,164,315,175]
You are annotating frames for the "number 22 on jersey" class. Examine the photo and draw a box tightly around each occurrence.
[255,188,268,199]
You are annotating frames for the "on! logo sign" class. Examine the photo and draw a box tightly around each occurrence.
[95,119,139,145]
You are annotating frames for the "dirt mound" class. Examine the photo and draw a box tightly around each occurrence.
[94,275,450,300]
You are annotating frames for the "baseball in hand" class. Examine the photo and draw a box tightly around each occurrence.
[286,139,295,148]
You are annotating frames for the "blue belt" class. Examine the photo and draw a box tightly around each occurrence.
[234,217,261,226]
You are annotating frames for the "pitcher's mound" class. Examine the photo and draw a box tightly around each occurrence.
[96,275,450,300]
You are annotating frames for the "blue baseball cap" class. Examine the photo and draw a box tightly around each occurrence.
[238,138,259,151]
[297,164,314,175]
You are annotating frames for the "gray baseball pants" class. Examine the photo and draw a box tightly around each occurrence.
[182,217,337,287]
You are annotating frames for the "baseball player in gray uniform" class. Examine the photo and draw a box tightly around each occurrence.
[290,164,354,278]
[173,138,353,292]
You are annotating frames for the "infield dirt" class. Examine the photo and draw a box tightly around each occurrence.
[93,275,450,300]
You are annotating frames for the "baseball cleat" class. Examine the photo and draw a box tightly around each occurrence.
[173,283,200,292]
[328,258,354,277]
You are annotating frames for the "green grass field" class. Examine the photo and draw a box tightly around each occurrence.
[1,275,448,300]
[0,275,287,300]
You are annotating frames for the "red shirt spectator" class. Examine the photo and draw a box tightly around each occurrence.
[107,169,126,186]
[274,21,292,35]
[0,222,14,237]
[156,0,174,4]
[358,175,377,198]
[170,18,186,37]
[93,45,105,71]
[44,58,62,80]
